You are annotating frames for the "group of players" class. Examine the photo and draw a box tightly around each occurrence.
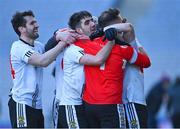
[9,8,151,128]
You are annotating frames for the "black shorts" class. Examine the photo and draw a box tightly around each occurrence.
[56,105,88,128]
[8,97,44,128]
[124,102,148,128]
[84,101,126,128]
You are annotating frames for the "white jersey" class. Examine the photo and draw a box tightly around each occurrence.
[60,44,85,105]
[55,52,64,102]
[10,39,44,109]
[123,39,146,105]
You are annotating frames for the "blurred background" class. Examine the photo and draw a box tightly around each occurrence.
[0,0,180,128]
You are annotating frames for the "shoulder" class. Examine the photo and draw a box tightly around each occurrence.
[64,44,84,57]
[11,40,29,51]
[66,44,83,52]
[34,40,44,48]
[34,40,45,52]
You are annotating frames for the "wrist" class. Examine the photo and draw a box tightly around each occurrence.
[58,41,68,48]
[55,33,61,42]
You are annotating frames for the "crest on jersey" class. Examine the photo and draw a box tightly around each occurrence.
[69,121,77,128]
[130,119,138,128]
[18,116,25,126]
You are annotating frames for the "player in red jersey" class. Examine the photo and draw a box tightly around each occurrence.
[80,8,151,128]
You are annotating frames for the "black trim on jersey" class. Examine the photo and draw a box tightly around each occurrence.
[78,50,84,55]
[25,51,33,57]
[20,38,34,47]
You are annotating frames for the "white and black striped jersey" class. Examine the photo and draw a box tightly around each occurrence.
[59,44,85,105]
[10,39,44,109]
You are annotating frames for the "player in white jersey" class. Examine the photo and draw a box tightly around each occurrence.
[8,10,72,128]
[123,38,151,128]
[101,18,151,128]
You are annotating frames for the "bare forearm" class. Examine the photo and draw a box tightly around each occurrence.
[104,23,132,33]
[95,41,115,63]
[79,41,114,65]
[29,41,66,67]
[40,41,66,66]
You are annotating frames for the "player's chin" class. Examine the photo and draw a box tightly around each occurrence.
[33,33,39,39]
[90,29,96,34]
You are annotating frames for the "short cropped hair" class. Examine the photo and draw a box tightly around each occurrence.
[11,10,34,36]
[68,10,92,30]
[98,8,121,28]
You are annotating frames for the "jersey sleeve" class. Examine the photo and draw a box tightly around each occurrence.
[11,42,36,63]
[120,45,151,68]
[21,49,36,63]
[66,45,84,63]
[121,45,138,63]
[134,53,151,68]
[121,45,151,68]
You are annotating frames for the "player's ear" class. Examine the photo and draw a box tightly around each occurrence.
[76,28,83,34]
[18,26,25,33]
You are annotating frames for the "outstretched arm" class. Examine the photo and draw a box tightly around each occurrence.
[28,41,68,67]
[104,23,135,43]
[79,41,115,65]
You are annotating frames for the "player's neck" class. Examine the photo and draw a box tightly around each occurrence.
[20,35,34,46]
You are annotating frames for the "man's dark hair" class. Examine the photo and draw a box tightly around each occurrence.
[98,8,121,28]
[11,10,34,36]
[68,11,92,30]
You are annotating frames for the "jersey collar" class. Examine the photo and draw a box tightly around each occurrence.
[19,38,34,47]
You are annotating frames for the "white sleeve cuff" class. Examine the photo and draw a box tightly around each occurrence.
[103,23,122,31]
[129,48,138,64]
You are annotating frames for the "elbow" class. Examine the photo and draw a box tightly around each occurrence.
[143,63,151,68]
[41,63,49,67]
[39,59,50,67]
[147,60,151,68]
[143,58,151,68]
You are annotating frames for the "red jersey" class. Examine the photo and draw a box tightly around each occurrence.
[74,37,150,104]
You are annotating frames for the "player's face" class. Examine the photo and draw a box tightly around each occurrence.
[79,17,96,36]
[24,16,39,40]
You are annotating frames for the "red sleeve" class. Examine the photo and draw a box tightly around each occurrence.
[120,45,151,68]
[121,46,134,61]
[134,53,151,68]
